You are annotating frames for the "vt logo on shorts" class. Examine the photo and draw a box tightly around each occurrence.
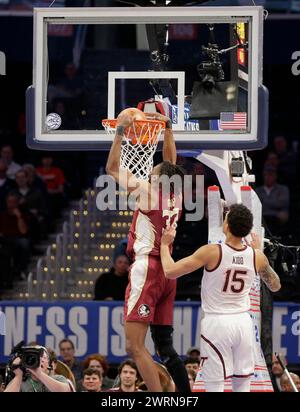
[138,304,151,318]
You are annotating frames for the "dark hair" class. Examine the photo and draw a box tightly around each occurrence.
[118,359,140,379]
[83,368,102,379]
[227,204,253,238]
[16,169,28,178]
[46,348,57,364]
[113,254,129,265]
[59,338,75,350]
[184,357,200,366]
[159,161,185,180]
[158,161,185,195]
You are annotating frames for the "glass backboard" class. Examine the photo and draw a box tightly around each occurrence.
[26,6,268,151]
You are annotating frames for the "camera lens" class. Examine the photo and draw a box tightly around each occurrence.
[202,74,215,89]
[24,354,39,368]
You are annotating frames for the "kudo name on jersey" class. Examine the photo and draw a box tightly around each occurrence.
[232,256,244,265]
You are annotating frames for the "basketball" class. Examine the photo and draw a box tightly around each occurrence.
[118,107,146,122]
[118,107,150,145]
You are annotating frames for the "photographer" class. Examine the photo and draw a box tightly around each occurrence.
[4,346,74,392]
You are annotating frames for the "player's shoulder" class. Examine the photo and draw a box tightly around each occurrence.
[200,244,222,271]
[196,244,221,260]
[208,243,221,250]
[201,243,221,254]
[252,248,266,261]
[253,248,267,270]
[253,248,263,256]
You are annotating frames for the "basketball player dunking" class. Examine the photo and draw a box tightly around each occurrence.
[160,204,281,392]
[106,110,190,392]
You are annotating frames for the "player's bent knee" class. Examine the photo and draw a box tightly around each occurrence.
[150,325,179,365]
[157,345,179,366]
[154,338,178,361]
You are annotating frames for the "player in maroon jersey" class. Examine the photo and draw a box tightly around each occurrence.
[106,110,189,392]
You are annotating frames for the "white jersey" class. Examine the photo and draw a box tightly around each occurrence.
[201,243,256,314]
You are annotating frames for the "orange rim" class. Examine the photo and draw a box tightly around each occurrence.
[102,119,166,144]
[102,119,166,129]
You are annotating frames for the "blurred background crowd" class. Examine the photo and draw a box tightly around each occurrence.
[1,0,300,393]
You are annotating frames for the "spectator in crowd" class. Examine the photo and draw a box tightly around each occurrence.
[48,63,81,103]
[187,369,197,391]
[256,167,290,234]
[36,155,66,217]
[280,372,300,392]
[186,347,200,360]
[107,359,141,393]
[270,353,287,392]
[0,193,31,279]
[59,339,83,382]
[0,145,21,180]
[184,357,200,374]
[0,159,16,211]
[94,254,129,301]
[4,346,74,392]
[264,152,279,171]
[48,63,83,129]
[273,135,297,185]
[47,347,76,390]
[23,164,48,196]
[58,63,83,100]
[81,354,114,390]
[12,169,48,240]
[52,100,74,130]
[81,368,103,393]
[113,238,129,262]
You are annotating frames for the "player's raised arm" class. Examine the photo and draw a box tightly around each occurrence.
[147,112,176,164]
[160,226,211,279]
[256,250,281,292]
[105,112,150,196]
[105,112,132,179]
[248,233,281,292]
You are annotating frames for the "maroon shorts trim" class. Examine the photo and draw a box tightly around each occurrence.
[201,333,229,380]
[232,373,254,378]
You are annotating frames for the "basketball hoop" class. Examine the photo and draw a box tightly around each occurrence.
[102,118,165,180]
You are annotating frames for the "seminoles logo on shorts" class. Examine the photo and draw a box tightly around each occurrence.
[138,304,151,318]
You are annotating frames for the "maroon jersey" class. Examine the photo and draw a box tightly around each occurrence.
[126,190,182,259]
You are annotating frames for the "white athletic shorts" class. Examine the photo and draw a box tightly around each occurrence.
[200,312,255,382]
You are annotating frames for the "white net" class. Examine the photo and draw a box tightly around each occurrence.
[102,120,165,180]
